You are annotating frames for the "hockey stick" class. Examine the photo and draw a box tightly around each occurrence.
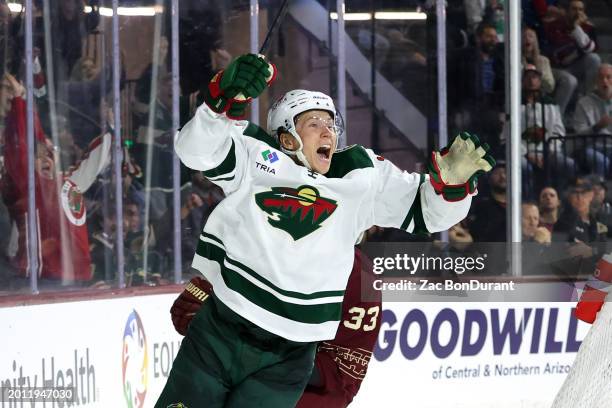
[235,0,290,100]
[259,0,290,56]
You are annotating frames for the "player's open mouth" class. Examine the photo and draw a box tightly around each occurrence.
[316,145,332,161]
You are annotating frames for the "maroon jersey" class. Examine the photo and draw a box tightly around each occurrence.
[296,248,382,408]
[2,97,111,281]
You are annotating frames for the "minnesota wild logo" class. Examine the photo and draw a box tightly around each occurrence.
[255,185,337,240]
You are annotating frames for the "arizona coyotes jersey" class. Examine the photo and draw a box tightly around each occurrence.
[2,97,111,281]
[175,104,471,342]
[297,248,381,408]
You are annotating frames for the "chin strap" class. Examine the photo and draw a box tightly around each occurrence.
[280,129,313,170]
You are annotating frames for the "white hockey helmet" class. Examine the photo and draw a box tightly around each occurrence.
[267,89,343,170]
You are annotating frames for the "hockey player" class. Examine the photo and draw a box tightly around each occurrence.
[156,54,494,407]
[1,73,112,282]
[170,248,381,407]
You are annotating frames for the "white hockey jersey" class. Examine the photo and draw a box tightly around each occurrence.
[175,104,472,342]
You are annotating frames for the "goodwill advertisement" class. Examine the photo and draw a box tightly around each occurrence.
[0,296,588,407]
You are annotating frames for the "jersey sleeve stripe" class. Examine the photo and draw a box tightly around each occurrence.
[400,173,428,234]
[195,241,343,324]
[198,234,345,300]
[201,139,237,179]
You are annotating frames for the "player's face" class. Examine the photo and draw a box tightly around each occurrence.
[295,110,337,174]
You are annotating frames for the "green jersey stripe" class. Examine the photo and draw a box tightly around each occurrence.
[325,145,374,179]
[197,241,343,324]
[202,139,237,179]
[243,123,281,149]
[199,234,345,300]
[201,232,223,246]
[401,174,429,234]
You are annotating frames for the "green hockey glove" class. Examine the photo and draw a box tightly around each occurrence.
[428,132,495,201]
[203,53,277,119]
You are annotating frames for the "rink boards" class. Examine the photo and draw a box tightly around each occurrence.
[0,293,590,407]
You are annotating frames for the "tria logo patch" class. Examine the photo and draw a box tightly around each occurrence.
[255,185,337,240]
[261,149,279,163]
[256,162,276,174]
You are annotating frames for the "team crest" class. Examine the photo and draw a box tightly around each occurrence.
[61,179,86,226]
[255,185,337,240]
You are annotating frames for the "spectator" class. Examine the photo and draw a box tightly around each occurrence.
[1,73,111,283]
[134,35,169,116]
[522,27,555,95]
[589,175,612,238]
[573,64,612,175]
[555,178,607,272]
[522,0,562,37]
[69,56,99,82]
[466,160,508,274]
[522,201,555,274]
[56,55,118,149]
[450,22,505,148]
[464,0,504,39]
[51,0,87,84]
[575,63,612,134]
[543,0,601,115]
[538,186,561,232]
[178,0,223,96]
[522,202,552,244]
[468,160,506,242]
[507,64,574,196]
[132,72,174,221]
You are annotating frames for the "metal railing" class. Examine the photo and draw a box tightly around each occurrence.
[523,134,612,194]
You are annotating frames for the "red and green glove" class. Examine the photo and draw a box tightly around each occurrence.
[428,132,495,201]
[170,276,213,335]
[203,53,277,119]
[575,254,612,324]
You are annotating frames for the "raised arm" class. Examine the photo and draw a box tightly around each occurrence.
[174,54,276,195]
[364,132,494,234]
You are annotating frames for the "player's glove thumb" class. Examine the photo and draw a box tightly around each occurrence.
[575,254,612,324]
[203,53,277,119]
[428,132,495,201]
[170,276,213,336]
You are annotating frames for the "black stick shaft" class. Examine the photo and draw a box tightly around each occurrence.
[259,0,290,55]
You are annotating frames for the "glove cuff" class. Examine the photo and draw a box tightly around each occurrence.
[203,70,252,119]
[266,62,278,87]
[185,281,210,303]
[186,276,213,302]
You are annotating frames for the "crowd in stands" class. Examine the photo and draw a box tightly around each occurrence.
[0,0,609,294]
[443,0,611,275]
[0,0,228,293]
